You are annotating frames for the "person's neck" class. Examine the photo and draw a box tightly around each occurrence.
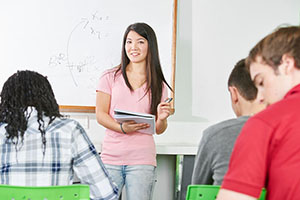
[239,102,265,117]
[127,62,146,75]
[291,75,300,89]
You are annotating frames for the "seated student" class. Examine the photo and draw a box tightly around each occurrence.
[191,59,265,185]
[217,26,300,200]
[0,70,118,200]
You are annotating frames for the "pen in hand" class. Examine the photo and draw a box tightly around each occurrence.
[165,98,173,103]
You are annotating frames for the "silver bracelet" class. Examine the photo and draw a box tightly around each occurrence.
[120,122,126,134]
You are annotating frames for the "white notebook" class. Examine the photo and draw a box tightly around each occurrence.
[114,109,155,134]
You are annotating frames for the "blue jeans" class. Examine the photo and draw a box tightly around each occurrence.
[104,164,156,200]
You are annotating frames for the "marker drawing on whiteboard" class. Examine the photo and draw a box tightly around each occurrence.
[49,11,111,87]
[66,20,86,87]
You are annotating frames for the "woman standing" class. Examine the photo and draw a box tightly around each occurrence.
[96,22,172,199]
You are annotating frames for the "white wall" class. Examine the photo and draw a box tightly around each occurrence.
[191,0,300,123]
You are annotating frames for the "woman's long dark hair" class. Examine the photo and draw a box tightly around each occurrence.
[0,70,62,154]
[115,22,172,115]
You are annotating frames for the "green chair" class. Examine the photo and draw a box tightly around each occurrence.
[186,185,266,200]
[0,184,89,200]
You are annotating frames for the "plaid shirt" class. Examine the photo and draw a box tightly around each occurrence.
[0,108,118,200]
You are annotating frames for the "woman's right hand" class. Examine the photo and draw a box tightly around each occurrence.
[121,120,150,134]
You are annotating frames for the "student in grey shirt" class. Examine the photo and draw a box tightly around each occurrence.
[191,59,266,185]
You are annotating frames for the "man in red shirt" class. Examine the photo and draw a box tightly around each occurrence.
[217,26,300,200]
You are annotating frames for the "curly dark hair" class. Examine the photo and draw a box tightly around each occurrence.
[0,70,62,154]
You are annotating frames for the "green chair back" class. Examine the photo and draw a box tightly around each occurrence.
[186,185,266,200]
[0,184,90,200]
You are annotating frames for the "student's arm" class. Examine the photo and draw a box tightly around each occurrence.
[96,91,149,134]
[96,91,121,132]
[191,133,213,184]
[217,189,256,200]
[156,101,172,134]
[71,121,118,200]
[156,84,171,134]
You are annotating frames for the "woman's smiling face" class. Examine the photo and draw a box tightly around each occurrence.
[125,31,149,64]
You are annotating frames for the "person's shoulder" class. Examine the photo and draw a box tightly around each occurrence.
[99,66,123,85]
[203,117,249,138]
[49,117,82,131]
[0,123,7,145]
[204,116,249,133]
[250,99,289,127]
[0,122,6,137]
[101,66,121,77]
[54,118,90,141]
[0,122,7,132]
[61,117,84,128]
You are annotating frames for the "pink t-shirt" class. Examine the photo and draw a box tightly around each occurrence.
[96,69,168,166]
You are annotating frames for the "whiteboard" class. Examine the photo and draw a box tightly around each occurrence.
[0,0,174,107]
[192,0,300,122]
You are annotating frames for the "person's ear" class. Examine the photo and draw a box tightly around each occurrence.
[279,54,296,75]
[229,86,239,104]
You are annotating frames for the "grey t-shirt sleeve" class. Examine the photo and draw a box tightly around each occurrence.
[191,116,249,185]
[191,130,213,185]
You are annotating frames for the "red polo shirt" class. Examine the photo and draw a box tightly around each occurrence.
[222,84,300,200]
